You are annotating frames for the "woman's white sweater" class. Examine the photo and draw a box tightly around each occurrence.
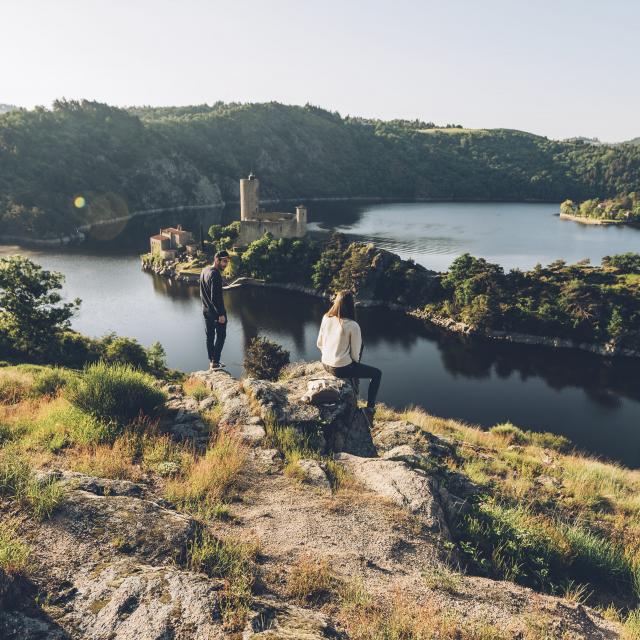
[316,315,362,367]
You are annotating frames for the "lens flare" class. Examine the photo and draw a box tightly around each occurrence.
[74,196,86,208]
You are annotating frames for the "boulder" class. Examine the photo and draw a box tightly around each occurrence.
[243,362,376,457]
[192,370,254,425]
[49,490,197,565]
[297,459,331,490]
[244,599,343,639]
[335,453,450,538]
[63,559,226,640]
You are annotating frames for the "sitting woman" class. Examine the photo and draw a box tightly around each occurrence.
[316,290,382,426]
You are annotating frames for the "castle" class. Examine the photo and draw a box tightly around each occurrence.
[237,173,307,246]
[149,225,196,260]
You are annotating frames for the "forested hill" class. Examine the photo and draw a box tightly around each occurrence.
[1,99,640,238]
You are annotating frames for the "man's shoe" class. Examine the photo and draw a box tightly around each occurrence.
[209,361,220,371]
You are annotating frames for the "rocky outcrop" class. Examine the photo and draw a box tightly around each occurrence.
[335,453,450,538]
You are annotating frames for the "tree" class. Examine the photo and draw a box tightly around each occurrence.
[101,335,149,369]
[146,341,167,373]
[0,256,80,358]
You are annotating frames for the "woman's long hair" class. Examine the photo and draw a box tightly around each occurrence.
[326,290,356,322]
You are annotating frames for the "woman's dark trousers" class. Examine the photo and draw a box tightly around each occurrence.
[323,361,382,408]
[204,313,226,363]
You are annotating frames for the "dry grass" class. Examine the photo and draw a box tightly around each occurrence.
[165,431,247,514]
[285,555,336,604]
[183,376,210,401]
[339,590,511,640]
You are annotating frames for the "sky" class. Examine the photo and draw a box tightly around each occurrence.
[1,0,638,141]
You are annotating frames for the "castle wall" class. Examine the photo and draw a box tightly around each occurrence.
[237,219,305,246]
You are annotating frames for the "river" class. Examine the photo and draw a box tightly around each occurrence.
[3,201,640,467]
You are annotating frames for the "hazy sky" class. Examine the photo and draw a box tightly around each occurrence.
[2,0,638,141]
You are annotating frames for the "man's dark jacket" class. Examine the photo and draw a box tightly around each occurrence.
[200,266,226,317]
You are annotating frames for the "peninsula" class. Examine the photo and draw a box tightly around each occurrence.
[560,193,640,225]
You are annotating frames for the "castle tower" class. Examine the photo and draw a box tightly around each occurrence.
[295,204,307,226]
[240,173,259,221]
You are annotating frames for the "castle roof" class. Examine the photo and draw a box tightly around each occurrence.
[150,234,169,241]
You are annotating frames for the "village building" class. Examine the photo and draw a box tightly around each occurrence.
[237,173,307,246]
[150,225,196,260]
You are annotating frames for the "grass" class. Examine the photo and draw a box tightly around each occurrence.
[67,361,166,427]
[0,520,31,575]
[338,590,512,640]
[0,450,65,519]
[165,431,247,516]
[183,377,210,402]
[378,403,640,608]
[187,530,259,629]
[285,555,335,604]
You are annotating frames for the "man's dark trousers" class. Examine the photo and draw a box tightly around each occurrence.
[204,313,226,363]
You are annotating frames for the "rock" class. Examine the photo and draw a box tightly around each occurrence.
[192,370,254,425]
[57,471,144,497]
[247,416,264,426]
[381,445,424,466]
[62,559,226,640]
[50,490,197,564]
[199,396,218,411]
[237,423,266,446]
[244,599,343,639]
[0,610,68,640]
[373,420,455,461]
[243,362,376,457]
[297,459,331,490]
[335,453,450,538]
[253,448,281,472]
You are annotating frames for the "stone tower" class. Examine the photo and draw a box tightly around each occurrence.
[240,173,259,221]
[296,204,307,226]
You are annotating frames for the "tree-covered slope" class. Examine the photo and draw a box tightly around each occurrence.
[2,100,640,238]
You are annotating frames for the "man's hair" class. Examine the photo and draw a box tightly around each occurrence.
[214,250,230,260]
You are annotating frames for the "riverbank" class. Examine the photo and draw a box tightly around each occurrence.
[142,250,640,361]
[559,212,627,225]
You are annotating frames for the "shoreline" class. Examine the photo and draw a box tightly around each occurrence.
[142,262,640,361]
[1,197,560,249]
[559,211,633,225]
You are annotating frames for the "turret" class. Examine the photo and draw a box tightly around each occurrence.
[240,173,259,221]
[296,204,307,226]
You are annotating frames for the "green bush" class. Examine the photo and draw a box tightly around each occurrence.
[67,362,166,425]
[243,337,290,381]
[31,367,75,397]
[490,423,528,445]
[101,335,149,369]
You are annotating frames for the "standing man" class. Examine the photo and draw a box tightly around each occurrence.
[200,250,230,370]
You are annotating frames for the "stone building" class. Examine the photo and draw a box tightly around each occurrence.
[237,174,307,246]
[150,225,196,260]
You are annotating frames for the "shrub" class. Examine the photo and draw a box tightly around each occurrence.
[490,423,528,445]
[67,362,165,426]
[101,335,149,369]
[31,367,75,397]
[243,336,290,380]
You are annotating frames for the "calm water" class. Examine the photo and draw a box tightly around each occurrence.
[3,201,640,466]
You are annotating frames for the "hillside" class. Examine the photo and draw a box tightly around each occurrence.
[1,361,639,638]
[2,100,640,239]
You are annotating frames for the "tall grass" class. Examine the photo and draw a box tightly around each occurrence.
[165,431,247,515]
[187,530,259,629]
[67,362,166,426]
[0,451,64,519]
[0,520,31,575]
